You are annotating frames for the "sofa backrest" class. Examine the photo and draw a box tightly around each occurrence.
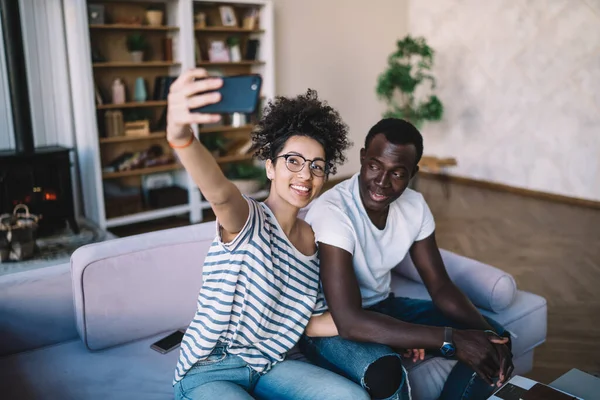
[71,221,216,351]
[0,263,78,356]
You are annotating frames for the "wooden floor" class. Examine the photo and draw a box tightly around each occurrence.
[111,177,600,383]
[418,177,600,384]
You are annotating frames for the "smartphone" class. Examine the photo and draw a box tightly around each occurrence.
[150,329,185,354]
[191,74,262,114]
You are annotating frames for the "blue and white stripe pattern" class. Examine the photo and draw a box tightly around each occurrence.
[174,197,322,384]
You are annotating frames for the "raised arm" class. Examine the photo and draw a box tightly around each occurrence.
[167,69,248,236]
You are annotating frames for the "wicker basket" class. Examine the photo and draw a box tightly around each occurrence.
[0,204,40,262]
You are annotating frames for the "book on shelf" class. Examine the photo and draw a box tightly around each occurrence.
[153,76,177,101]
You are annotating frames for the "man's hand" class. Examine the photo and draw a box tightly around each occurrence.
[492,341,514,387]
[401,348,425,363]
[454,330,509,386]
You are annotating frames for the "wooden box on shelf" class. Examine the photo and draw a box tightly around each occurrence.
[124,120,150,136]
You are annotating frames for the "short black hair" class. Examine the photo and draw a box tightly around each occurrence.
[252,89,351,175]
[364,118,423,165]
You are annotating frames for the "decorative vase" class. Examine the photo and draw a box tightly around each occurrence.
[146,10,163,26]
[229,45,242,62]
[134,77,147,102]
[111,78,126,104]
[130,51,143,62]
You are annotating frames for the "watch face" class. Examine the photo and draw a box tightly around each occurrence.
[441,343,456,357]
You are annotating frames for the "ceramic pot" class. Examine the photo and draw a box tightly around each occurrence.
[130,51,143,62]
[146,10,163,26]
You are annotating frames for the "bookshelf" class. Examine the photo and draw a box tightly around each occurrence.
[66,0,274,230]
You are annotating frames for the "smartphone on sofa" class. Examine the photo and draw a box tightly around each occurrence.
[150,329,185,354]
[191,74,262,114]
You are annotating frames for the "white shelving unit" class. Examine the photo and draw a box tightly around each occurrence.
[63,0,275,231]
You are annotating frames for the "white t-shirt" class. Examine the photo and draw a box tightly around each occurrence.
[305,173,436,308]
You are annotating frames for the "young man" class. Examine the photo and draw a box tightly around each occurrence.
[301,118,513,400]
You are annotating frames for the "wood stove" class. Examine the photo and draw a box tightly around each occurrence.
[0,147,79,236]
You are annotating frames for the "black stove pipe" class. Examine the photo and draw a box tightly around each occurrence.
[0,0,35,153]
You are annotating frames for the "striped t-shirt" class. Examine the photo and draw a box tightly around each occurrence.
[174,197,323,384]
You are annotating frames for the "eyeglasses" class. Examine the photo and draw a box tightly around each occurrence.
[274,153,328,177]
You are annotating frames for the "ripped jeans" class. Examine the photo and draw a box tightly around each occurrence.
[299,295,506,400]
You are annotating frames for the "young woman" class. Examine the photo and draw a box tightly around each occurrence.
[167,69,368,400]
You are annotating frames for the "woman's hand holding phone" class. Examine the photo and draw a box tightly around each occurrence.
[166,68,223,146]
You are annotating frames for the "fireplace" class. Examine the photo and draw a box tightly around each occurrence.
[0,147,79,236]
[0,0,78,236]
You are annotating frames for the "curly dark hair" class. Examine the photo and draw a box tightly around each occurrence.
[251,89,351,175]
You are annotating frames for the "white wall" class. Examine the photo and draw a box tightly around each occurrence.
[409,0,600,201]
[272,0,409,177]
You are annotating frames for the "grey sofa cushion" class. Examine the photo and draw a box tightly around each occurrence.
[394,249,517,312]
[71,223,215,351]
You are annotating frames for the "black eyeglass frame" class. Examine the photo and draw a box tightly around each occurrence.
[273,153,329,177]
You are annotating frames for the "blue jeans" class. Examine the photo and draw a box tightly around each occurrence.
[174,343,370,400]
[299,295,507,400]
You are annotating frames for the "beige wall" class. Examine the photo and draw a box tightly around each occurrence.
[409,0,600,201]
[272,0,409,177]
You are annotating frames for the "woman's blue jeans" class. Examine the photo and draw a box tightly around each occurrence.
[174,344,370,400]
[299,295,507,400]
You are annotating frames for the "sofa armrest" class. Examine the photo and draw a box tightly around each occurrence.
[393,249,517,312]
[71,222,216,351]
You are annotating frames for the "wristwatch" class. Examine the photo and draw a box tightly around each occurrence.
[440,327,456,357]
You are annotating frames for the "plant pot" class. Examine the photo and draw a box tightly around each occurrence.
[231,179,261,195]
[146,10,163,26]
[130,51,143,62]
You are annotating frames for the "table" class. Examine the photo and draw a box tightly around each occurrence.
[411,156,458,198]
[550,368,600,399]
[418,156,458,174]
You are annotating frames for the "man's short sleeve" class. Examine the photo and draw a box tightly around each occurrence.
[305,201,356,255]
[416,195,436,241]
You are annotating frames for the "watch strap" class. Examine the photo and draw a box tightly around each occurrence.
[444,326,453,344]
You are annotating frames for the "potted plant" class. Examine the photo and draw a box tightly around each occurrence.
[126,33,146,62]
[226,36,242,62]
[146,6,164,27]
[225,163,267,195]
[376,35,443,129]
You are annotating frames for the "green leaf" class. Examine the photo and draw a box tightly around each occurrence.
[375,35,443,127]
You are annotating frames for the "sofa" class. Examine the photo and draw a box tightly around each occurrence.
[0,218,547,399]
